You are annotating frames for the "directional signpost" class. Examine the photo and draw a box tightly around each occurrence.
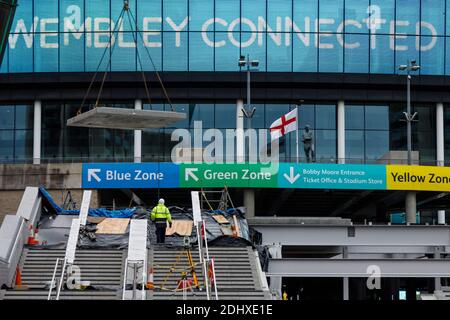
[82,162,450,192]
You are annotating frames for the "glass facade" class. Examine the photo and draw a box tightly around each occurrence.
[0,104,33,161]
[0,0,449,75]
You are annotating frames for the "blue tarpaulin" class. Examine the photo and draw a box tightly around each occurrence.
[38,187,136,218]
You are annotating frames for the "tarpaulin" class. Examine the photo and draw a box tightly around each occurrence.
[39,187,136,218]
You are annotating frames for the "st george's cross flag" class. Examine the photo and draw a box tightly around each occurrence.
[269,108,298,141]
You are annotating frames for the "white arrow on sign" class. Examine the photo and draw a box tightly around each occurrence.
[185,168,199,182]
[283,167,300,184]
[88,169,101,182]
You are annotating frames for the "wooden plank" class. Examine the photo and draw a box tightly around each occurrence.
[212,215,229,224]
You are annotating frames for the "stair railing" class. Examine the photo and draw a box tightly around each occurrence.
[47,258,62,300]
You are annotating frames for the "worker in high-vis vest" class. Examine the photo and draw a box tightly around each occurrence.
[151,198,172,244]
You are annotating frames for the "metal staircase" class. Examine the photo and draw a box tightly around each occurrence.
[148,246,270,300]
[1,249,124,300]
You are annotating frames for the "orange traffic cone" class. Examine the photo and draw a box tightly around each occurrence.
[146,267,154,289]
[15,267,22,288]
[27,225,39,245]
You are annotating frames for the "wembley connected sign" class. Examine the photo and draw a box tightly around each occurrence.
[2,0,448,74]
[82,163,450,192]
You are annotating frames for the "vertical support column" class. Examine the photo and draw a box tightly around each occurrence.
[343,246,349,300]
[337,100,345,164]
[437,102,446,225]
[134,99,142,163]
[244,189,255,218]
[236,99,245,163]
[33,100,41,165]
[405,192,417,224]
[434,247,442,292]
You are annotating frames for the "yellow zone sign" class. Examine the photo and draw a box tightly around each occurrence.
[386,165,450,192]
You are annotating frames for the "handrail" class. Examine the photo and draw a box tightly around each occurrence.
[56,258,68,300]
[122,257,129,300]
[4,218,26,265]
[47,258,61,300]
[210,258,219,300]
[122,258,146,300]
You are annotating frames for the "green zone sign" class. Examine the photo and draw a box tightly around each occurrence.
[179,163,278,188]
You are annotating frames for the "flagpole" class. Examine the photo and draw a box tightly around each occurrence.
[295,107,299,163]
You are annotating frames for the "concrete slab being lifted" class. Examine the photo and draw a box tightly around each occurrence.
[67,107,186,130]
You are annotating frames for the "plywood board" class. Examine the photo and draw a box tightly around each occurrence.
[211,215,229,224]
[96,218,130,234]
[165,220,193,236]
[87,217,105,224]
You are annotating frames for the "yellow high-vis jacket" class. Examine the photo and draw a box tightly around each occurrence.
[150,204,172,224]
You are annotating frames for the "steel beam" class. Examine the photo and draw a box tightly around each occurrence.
[267,258,450,277]
[252,224,450,246]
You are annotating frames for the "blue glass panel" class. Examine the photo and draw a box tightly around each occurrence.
[60,32,85,71]
[0,131,14,160]
[111,32,137,71]
[166,104,189,128]
[319,0,343,32]
[11,0,33,29]
[14,130,33,160]
[294,0,318,26]
[344,0,369,34]
[365,105,389,130]
[267,32,291,72]
[137,32,162,71]
[370,35,394,74]
[0,106,14,129]
[293,32,317,72]
[395,0,420,35]
[215,0,240,32]
[242,0,265,32]
[163,32,188,71]
[10,38,35,73]
[318,33,343,72]
[346,105,364,130]
[34,33,59,72]
[446,37,450,75]
[241,32,266,71]
[298,104,315,129]
[215,104,235,129]
[369,0,394,35]
[60,0,84,32]
[86,0,110,27]
[344,34,369,73]
[137,0,162,31]
[421,0,445,36]
[189,32,214,71]
[215,32,240,71]
[35,0,58,21]
[345,130,364,160]
[366,130,389,160]
[85,33,110,71]
[315,104,335,129]
[315,129,336,160]
[420,36,444,75]
[395,36,418,74]
[15,105,34,129]
[163,0,188,32]
[189,0,213,32]
[189,104,214,128]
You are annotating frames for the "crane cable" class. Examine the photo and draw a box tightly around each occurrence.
[78,0,175,115]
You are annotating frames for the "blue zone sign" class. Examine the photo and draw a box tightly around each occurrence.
[82,163,179,189]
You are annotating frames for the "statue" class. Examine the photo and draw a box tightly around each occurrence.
[302,125,315,162]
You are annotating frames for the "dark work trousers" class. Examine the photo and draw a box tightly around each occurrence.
[155,222,167,243]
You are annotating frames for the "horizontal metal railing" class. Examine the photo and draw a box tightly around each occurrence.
[0,156,447,166]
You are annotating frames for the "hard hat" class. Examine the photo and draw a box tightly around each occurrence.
[158,198,165,205]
